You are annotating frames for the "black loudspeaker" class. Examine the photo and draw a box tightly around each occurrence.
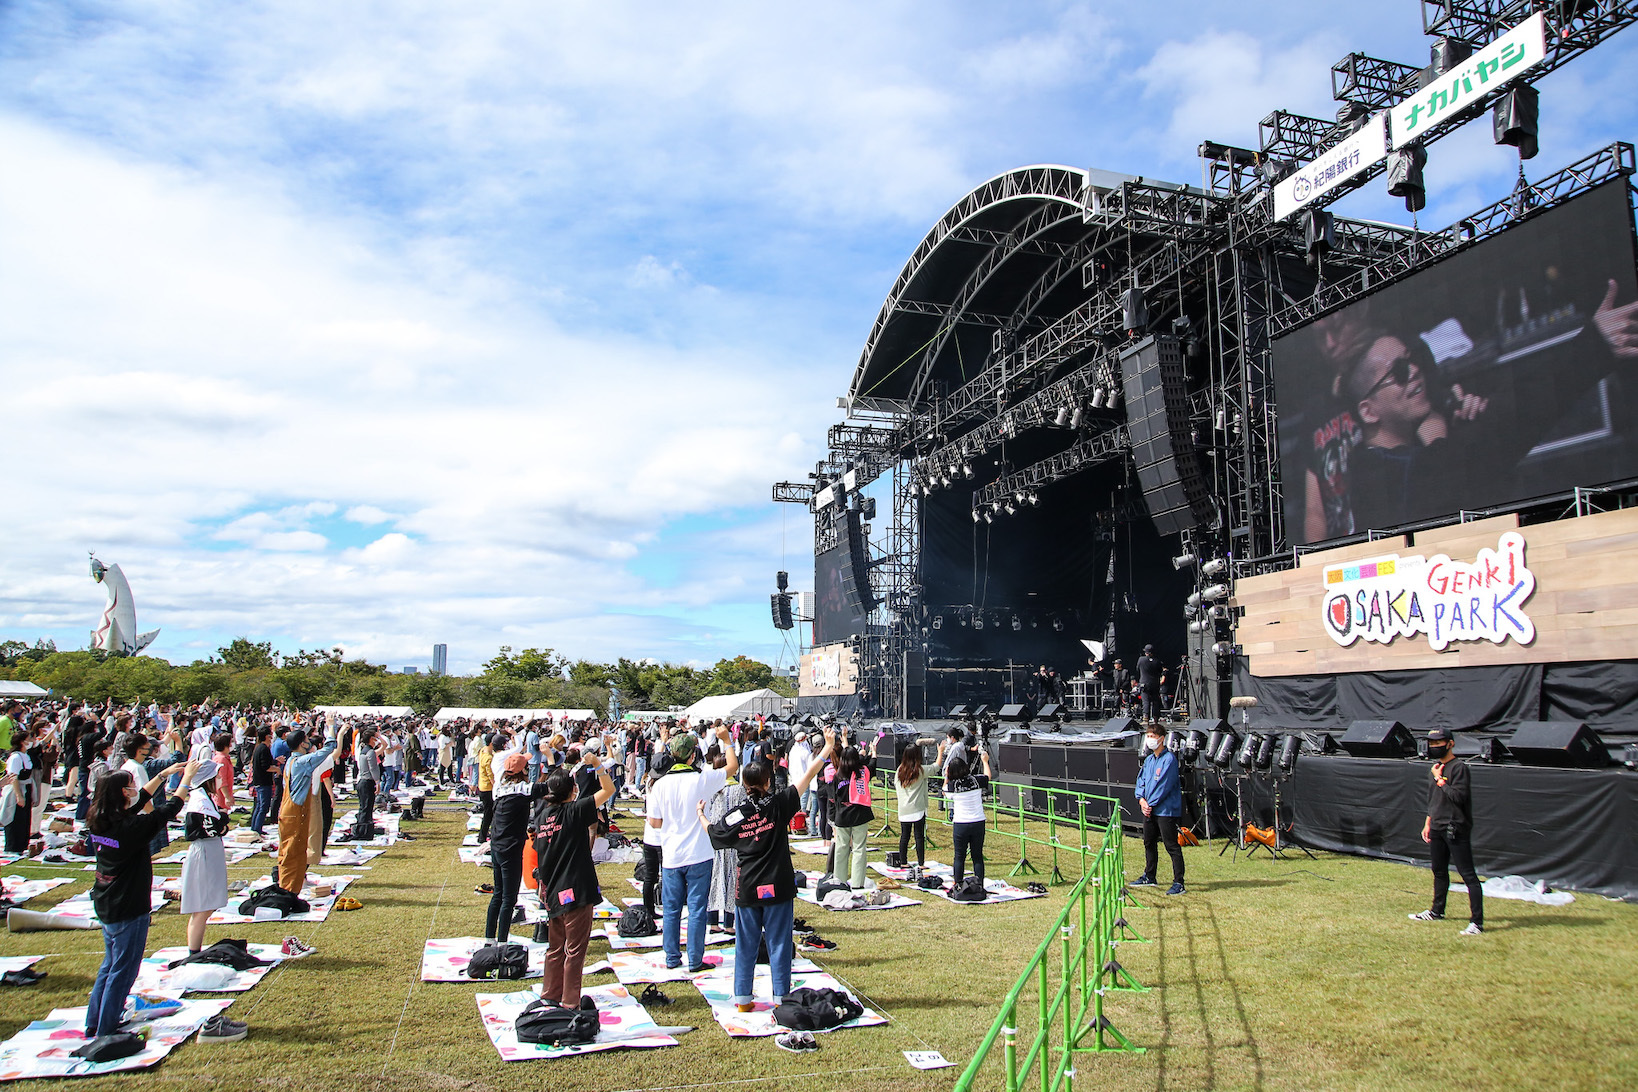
[1037,703,1063,720]
[1120,335,1215,537]
[1032,746,1066,779]
[1506,722,1609,768]
[1387,143,1427,212]
[839,509,879,611]
[999,703,1033,722]
[1107,749,1141,786]
[1493,84,1539,160]
[1066,747,1107,782]
[998,744,1031,775]
[771,593,794,631]
[1104,716,1141,736]
[1340,720,1416,759]
[1188,718,1229,738]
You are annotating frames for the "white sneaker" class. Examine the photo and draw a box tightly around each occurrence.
[1459,922,1483,936]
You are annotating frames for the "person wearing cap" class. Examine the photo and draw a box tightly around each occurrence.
[484,752,554,944]
[1133,722,1186,895]
[1136,644,1164,723]
[646,723,740,971]
[1411,728,1484,935]
[180,755,231,954]
[275,729,337,895]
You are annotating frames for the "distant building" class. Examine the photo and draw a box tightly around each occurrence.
[432,643,448,675]
[401,666,419,675]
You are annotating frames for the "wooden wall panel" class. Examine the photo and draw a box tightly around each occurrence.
[1236,508,1638,677]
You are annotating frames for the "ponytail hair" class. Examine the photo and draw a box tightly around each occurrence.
[742,759,773,797]
[88,771,135,836]
[544,769,575,804]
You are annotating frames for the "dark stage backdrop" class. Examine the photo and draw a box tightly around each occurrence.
[1275,181,1638,544]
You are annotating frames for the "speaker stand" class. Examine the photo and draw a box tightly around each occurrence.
[1217,775,1250,862]
[1272,774,1315,860]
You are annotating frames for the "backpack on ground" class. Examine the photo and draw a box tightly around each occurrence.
[514,999,599,1046]
[951,875,988,902]
[772,986,864,1031]
[815,877,850,900]
[917,874,944,890]
[617,905,658,937]
[239,886,311,918]
[467,942,529,980]
[884,850,904,869]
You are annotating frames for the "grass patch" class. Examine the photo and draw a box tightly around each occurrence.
[2,801,1635,1091]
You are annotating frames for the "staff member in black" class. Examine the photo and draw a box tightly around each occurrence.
[1135,645,1163,723]
[1409,728,1483,935]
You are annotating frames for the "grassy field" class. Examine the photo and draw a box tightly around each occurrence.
[2,800,1635,1092]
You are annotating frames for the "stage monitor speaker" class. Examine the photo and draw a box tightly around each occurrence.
[1339,720,1416,759]
[999,703,1034,722]
[1066,746,1107,782]
[1037,702,1063,720]
[1506,722,1609,768]
[1104,716,1141,736]
[998,743,1031,776]
[1119,335,1217,537]
[948,705,970,719]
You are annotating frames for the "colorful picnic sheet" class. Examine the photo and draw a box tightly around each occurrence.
[0,875,76,906]
[0,996,232,1082]
[474,983,678,1060]
[134,944,287,994]
[207,874,360,925]
[690,964,886,1037]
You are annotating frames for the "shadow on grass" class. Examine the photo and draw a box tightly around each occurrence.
[1488,913,1605,932]
[1192,878,1299,892]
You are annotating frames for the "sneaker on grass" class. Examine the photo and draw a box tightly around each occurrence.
[1459,922,1484,936]
[1165,882,1186,896]
[797,933,837,952]
[1129,875,1156,887]
[281,936,316,958]
[774,1030,819,1053]
[1408,910,1444,922]
[198,1015,248,1044]
[122,993,183,1024]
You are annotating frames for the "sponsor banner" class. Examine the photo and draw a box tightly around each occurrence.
[1321,532,1536,652]
[1273,113,1388,220]
[1390,12,1546,149]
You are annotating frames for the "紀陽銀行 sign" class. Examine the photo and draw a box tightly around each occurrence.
[1321,532,1536,652]
[1273,112,1388,220]
[1390,12,1546,149]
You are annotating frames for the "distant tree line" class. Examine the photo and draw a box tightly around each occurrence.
[0,637,794,715]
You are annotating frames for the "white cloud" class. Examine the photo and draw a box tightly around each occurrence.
[345,505,394,525]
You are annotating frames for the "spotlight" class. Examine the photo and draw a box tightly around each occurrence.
[1055,405,1071,426]
[973,614,985,630]
[959,615,968,626]
[971,508,982,523]
[1014,491,1026,504]
[1172,553,1199,571]
[1003,502,1016,515]
[1102,390,1119,410]
[1210,730,1240,768]
[1212,641,1235,656]
[963,463,973,479]
[1027,492,1039,506]
[1200,583,1229,602]
[1052,618,1064,632]
[941,474,953,487]
[1184,730,1207,762]
[1201,558,1228,577]
[1493,84,1539,160]
[1166,729,1186,754]
[1071,405,1085,428]
[1186,591,1203,610]
[1236,732,1260,770]
[932,615,943,630]
[1092,386,1106,406]
[1277,733,1302,774]
[1387,143,1427,212]
[983,510,994,524]
[1254,734,1275,770]
[1011,616,1022,631]
[1188,618,1209,634]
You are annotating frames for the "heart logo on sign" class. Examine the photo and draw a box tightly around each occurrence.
[1328,595,1350,635]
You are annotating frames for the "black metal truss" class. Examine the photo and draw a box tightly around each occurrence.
[1331,52,1424,111]
[1423,0,1636,51]
[771,481,815,504]
[972,427,1130,512]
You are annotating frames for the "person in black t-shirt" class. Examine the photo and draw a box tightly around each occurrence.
[1135,646,1163,723]
[700,726,834,1012]
[1410,728,1484,935]
[534,754,614,1009]
[249,728,275,835]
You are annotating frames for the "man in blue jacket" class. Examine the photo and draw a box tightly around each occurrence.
[1132,723,1186,895]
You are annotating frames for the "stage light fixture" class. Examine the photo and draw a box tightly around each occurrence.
[1052,618,1064,632]
[1184,730,1207,762]
[1071,404,1085,428]
[1011,616,1022,631]
[1173,553,1199,571]
[959,614,968,626]
[1212,641,1235,656]
[941,474,953,487]
[1004,502,1017,515]
[932,615,943,629]
[963,463,974,479]
[1236,732,1260,770]
[1188,618,1209,634]
[1254,734,1275,770]
[1092,386,1106,406]
[1055,405,1071,426]
[1387,143,1427,212]
[1201,558,1228,577]
[1277,733,1302,774]
[1186,591,1203,610]
[1200,583,1229,602]
[1103,390,1120,410]
[973,615,985,630]
[983,510,994,524]
[1493,83,1539,160]
[1027,492,1039,506]
[971,508,981,522]
[1166,730,1186,754]
[1210,730,1240,768]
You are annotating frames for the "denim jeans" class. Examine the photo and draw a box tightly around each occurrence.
[75,767,92,822]
[952,820,987,884]
[660,859,713,969]
[381,767,401,794]
[86,915,150,1038]
[733,899,795,1005]
[250,784,275,834]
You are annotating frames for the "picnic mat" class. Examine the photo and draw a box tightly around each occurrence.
[923,877,1044,906]
[514,898,622,926]
[475,983,678,1060]
[0,996,232,1082]
[422,937,612,982]
[599,917,734,951]
[0,956,47,976]
[49,887,167,926]
[330,812,400,846]
[606,948,819,986]
[869,860,954,881]
[0,876,77,906]
[788,839,831,856]
[208,874,360,925]
[466,810,483,830]
[134,943,288,994]
[314,846,386,867]
[458,846,491,866]
[691,965,886,1037]
[157,845,264,866]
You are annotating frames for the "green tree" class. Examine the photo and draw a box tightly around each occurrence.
[216,637,279,670]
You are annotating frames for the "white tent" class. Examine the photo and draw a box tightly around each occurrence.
[0,680,49,698]
[680,689,793,722]
[314,705,415,718]
[432,707,596,723]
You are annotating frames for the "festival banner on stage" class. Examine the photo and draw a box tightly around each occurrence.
[1321,531,1536,651]
[1273,112,1388,221]
[1390,12,1546,149]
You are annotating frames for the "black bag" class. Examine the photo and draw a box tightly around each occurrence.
[514,999,599,1046]
[467,942,529,980]
[72,1032,146,1062]
[772,986,864,1031]
[633,860,651,884]
[404,795,426,820]
[917,874,945,890]
[166,938,267,972]
[532,920,552,944]
[951,875,988,902]
[793,871,808,889]
[815,877,851,900]
[239,886,311,918]
[617,905,658,937]
[884,850,904,869]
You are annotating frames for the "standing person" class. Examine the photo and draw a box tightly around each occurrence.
[703,749,745,938]
[350,728,383,842]
[1135,645,1164,724]
[75,716,106,823]
[180,758,230,955]
[474,733,496,845]
[894,741,931,873]
[249,728,275,836]
[1411,728,1484,935]
[829,744,876,890]
[484,754,550,945]
[437,729,453,787]
[380,729,404,796]
[786,731,813,824]
[647,724,739,972]
[1132,723,1186,895]
[3,726,36,853]
[275,730,336,895]
[523,722,543,785]
[84,760,196,1040]
[0,701,15,752]
[269,726,291,816]
[533,754,615,1008]
[945,751,993,887]
[703,727,835,1013]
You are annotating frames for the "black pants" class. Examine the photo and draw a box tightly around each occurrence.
[1142,813,1185,884]
[352,778,377,840]
[1430,824,1484,926]
[318,788,333,854]
[952,820,986,884]
[477,789,494,844]
[897,817,926,866]
[1141,687,1161,722]
[486,846,524,942]
[641,842,663,915]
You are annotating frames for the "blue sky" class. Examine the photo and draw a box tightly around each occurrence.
[2,1,1634,674]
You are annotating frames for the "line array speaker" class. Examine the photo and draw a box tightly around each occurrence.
[838,508,879,611]
[1119,335,1216,537]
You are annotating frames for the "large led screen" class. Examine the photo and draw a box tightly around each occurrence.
[1275,181,1638,546]
[813,542,865,646]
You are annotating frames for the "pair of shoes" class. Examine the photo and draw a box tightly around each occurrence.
[735,1002,756,1013]
[686,963,709,974]
[281,936,316,958]
[475,883,494,894]
[774,1030,819,1053]
[639,983,672,1007]
[198,1014,249,1043]
[122,993,184,1024]
[1408,909,1444,921]
[1129,874,1156,887]
[791,917,812,935]
[1164,883,1186,896]
[877,877,902,890]
[797,933,837,952]
[1025,881,1048,894]
[335,896,362,911]
[1459,922,1484,936]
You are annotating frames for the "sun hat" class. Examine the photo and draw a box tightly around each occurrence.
[503,753,528,775]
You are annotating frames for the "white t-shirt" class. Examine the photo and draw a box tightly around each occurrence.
[383,735,403,768]
[646,766,729,869]
[6,752,30,777]
[491,745,518,787]
[788,740,812,780]
[950,784,985,824]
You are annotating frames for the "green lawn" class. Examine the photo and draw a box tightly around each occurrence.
[2,801,1634,1091]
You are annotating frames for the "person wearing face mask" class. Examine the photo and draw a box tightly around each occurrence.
[274,729,337,896]
[1410,728,1483,935]
[1132,723,1185,895]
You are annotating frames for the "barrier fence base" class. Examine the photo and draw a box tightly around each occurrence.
[1010,856,1040,877]
[1079,1015,1146,1055]
[1101,959,1148,993]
